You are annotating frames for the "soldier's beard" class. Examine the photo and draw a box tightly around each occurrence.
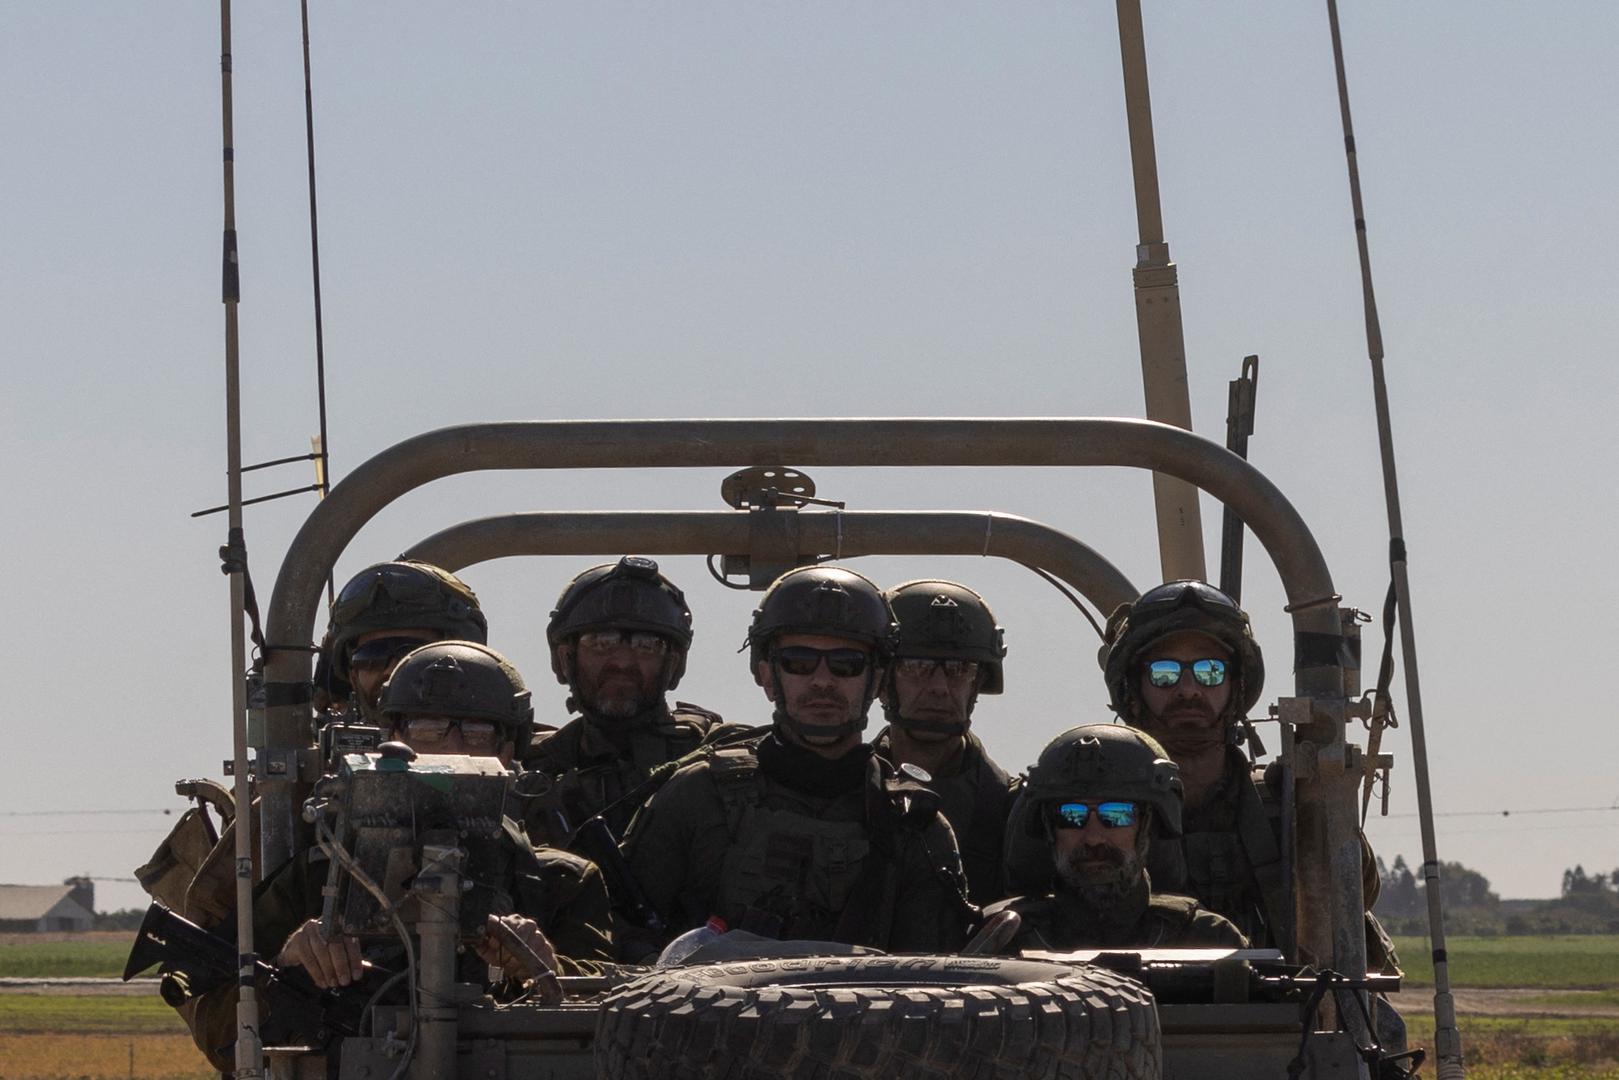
[1141,699,1227,756]
[575,667,663,721]
[1053,842,1144,908]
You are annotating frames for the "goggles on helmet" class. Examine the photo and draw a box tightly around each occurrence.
[349,635,436,672]
[398,717,503,753]
[894,657,980,682]
[333,565,456,625]
[773,645,871,678]
[1132,580,1242,620]
[1145,657,1228,689]
[1052,801,1139,830]
[577,629,670,656]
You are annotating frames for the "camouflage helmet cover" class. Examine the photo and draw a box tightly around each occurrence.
[884,579,1007,693]
[1023,723,1183,837]
[545,555,693,685]
[747,565,897,670]
[1101,579,1266,719]
[378,640,535,757]
[327,560,488,681]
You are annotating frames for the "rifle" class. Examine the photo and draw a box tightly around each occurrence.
[569,814,666,936]
[123,901,368,1044]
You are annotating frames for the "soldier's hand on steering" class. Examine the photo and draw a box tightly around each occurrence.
[277,917,365,989]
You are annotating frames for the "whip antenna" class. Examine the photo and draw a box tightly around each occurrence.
[215,0,264,1074]
[299,0,335,605]
[1324,2,1464,1074]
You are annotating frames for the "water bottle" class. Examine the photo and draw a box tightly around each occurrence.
[654,915,728,969]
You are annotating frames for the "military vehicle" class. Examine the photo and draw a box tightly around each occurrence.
[129,3,1467,1078]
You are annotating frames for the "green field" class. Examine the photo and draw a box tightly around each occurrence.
[1393,933,1619,988]
[0,936,134,979]
[0,994,188,1035]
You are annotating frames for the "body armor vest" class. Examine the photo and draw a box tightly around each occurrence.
[708,747,880,942]
[522,703,725,845]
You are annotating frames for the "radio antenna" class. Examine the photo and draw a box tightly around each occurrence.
[214,0,265,1075]
[1324,1,1464,1075]
[299,0,335,606]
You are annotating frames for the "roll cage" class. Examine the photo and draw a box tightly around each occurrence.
[252,414,1367,983]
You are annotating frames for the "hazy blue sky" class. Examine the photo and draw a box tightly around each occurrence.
[3,3,1616,913]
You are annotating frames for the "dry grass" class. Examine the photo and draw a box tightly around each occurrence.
[1406,1016,1619,1079]
[0,1034,213,1080]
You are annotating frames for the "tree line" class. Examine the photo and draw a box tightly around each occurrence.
[1373,855,1619,935]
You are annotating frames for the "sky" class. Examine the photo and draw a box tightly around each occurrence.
[2,3,1616,914]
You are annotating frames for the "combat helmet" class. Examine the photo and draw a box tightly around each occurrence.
[885,579,1006,694]
[747,565,897,741]
[378,640,535,757]
[746,565,897,668]
[327,561,488,682]
[1101,579,1265,720]
[546,556,693,688]
[1023,723,1184,837]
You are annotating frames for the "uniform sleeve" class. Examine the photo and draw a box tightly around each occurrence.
[186,849,324,1069]
[1192,907,1251,949]
[620,768,732,959]
[514,847,616,973]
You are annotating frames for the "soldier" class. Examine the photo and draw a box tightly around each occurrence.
[188,641,612,1070]
[1098,580,1401,959]
[522,556,744,846]
[320,559,490,722]
[620,565,971,959]
[986,724,1245,950]
[874,579,1017,905]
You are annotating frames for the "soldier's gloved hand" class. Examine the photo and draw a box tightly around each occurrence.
[475,913,559,983]
[276,918,365,989]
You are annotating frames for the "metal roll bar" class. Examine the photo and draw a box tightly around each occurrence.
[400,510,1137,614]
[254,416,1362,981]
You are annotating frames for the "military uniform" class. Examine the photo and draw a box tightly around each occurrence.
[872,727,1015,906]
[188,818,612,1069]
[519,703,749,844]
[985,873,1247,952]
[620,733,970,960]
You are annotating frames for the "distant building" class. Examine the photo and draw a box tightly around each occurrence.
[0,877,96,932]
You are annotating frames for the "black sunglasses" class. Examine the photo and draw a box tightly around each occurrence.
[772,645,871,678]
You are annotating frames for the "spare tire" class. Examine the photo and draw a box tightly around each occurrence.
[594,954,1159,1079]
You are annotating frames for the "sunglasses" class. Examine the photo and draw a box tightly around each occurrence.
[894,657,980,681]
[772,645,871,678]
[1053,801,1139,829]
[399,717,502,753]
[1145,657,1227,688]
[577,629,670,656]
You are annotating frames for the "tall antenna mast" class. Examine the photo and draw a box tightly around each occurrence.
[216,0,264,1075]
[1324,1,1465,1075]
[299,0,335,606]
[1114,0,1208,583]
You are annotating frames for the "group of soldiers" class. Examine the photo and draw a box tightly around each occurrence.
[187,554,1390,1064]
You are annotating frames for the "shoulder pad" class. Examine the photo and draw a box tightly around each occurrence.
[1148,892,1201,923]
[671,701,724,728]
[707,744,759,781]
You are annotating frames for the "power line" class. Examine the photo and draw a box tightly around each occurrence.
[0,808,175,817]
[1383,803,1618,820]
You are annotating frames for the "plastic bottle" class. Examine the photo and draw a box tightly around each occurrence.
[653,915,728,969]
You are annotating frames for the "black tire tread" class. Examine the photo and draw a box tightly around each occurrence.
[594,956,1159,1079]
